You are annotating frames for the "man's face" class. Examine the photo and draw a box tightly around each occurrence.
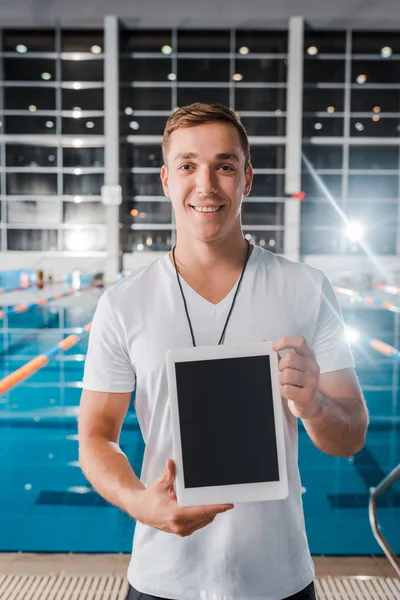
[161,122,253,243]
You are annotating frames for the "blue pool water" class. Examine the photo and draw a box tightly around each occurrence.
[0,288,399,555]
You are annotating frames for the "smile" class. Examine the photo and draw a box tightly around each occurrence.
[191,206,223,213]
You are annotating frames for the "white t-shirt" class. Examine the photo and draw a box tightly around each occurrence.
[83,244,355,600]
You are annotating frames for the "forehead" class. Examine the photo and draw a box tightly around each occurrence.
[167,122,244,159]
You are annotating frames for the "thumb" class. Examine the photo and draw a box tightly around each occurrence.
[160,459,176,488]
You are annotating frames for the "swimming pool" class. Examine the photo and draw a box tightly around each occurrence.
[0,289,399,555]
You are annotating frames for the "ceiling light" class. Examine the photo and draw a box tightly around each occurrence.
[91,45,102,54]
[29,105,37,112]
[373,106,381,113]
[307,46,318,56]
[146,236,153,246]
[355,122,364,131]
[129,121,140,130]
[73,82,82,90]
[259,239,266,247]
[16,44,28,53]
[167,73,177,81]
[86,121,95,128]
[327,106,335,113]
[41,72,52,80]
[74,196,82,203]
[137,243,144,251]
[161,45,172,55]
[130,209,139,216]
[269,239,276,247]
[381,46,392,58]
[356,74,367,84]
[139,212,146,218]
[372,115,380,122]
[345,221,364,242]
[233,73,243,81]
[239,46,249,55]
[73,139,83,147]
[45,121,54,128]
[48,155,55,162]
[314,122,323,130]
[74,168,82,175]
[72,109,82,119]
[125,107,133,115]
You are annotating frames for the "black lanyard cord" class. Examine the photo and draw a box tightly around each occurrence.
[172,240,251,347]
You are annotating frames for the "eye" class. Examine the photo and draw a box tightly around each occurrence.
[178,164,193,171]
[219,165,235,172]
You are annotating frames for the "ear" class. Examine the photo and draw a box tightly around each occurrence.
[244,164,253,197]
[160,164,170,197]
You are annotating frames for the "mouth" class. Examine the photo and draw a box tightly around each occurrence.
[190,205,224,214]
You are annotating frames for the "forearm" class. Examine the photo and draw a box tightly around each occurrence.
[79,436,145,517]
[302,391,368,457]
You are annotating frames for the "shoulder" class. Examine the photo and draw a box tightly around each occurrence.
[105,256,168,308]
[255,245,326,291]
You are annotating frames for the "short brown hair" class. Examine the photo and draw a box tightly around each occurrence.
[162,102,251,169]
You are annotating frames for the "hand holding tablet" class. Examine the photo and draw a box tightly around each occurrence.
[166,341,288,507]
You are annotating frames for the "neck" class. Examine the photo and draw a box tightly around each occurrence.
[173,232,250,271]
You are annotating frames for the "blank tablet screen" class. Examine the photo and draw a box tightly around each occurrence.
[174,355,280,489]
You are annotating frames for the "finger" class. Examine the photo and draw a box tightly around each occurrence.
[278,352,307,373]
[272,336,314,359]
[280,383,310,401]
[159,459,176,489]
[180,503,234,520]
[178,516,216,538]
[279,369,307,388]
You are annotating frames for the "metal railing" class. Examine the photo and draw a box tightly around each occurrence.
[369,463,400,578]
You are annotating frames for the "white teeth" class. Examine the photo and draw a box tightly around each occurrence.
[193,206,221,213]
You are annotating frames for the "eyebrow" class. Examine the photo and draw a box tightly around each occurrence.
[173,152,240,162]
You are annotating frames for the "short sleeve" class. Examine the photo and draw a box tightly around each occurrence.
[82,289,136,392]
[311,275,355,374]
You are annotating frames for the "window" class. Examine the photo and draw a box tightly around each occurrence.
[62,88,104,110]
[241,116,286,136]
[178,87,229,107]
[250,174,285,197]
[5,116,57,135]
[120,87,172,111]
[303,117,344,137]
[302,145,343,170]
[63,228,106,251]
[120,58,172,82]
[352,32,400,55]
[63,148,104,168]
[123,229,172,252]
[235,88,286,112]
[348,175,399,199]
[128,145,164,168]
[236,31,288,54]
[303,89,345,113]
[235,59,287,83]
[63,174,104,196]
[242,202,283,226]
[5,87,56,110]
[250,145,285,169]
[351,60,400,84]
[62,117,104,135]
[304,31,346,54]
[62,30,103,53]
[3,29,55,52]
[303,60,345,84]
[351,89,400,113]
[4,59,56,81]
[7,173,57,195]
[178,59,230,82]
[63,202,106,224]
[7,200,59,224]
[7,229,58,251]
[349,146,399,170]
[6,145,58,167]
[126,202,172,225]
[62,60,104,82]
[178,30,230,53]
[120,116,168,136]
[120,30,172,53]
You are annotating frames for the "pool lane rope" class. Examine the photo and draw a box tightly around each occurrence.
[0,282,101,321]
[0,322,92,394]
[334,286,400,313]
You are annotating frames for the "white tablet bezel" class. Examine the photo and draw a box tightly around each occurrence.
[166,341,288,506]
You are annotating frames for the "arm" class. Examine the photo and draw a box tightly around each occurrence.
[273,337,368,457]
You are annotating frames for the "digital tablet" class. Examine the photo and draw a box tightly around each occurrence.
[166,342,288,507]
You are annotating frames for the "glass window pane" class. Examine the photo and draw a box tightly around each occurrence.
[63,174,103,195]
[120,116,167,136]
[7,200,59,224]
[300,229,342,254]
[235,88,286,112]
[125,173,164,196]
[352,32,400,55]
[3,30,55,52]
[4,59,56,81]
[302,174,342,198]
[241,116,285,136]
[352,60,400,85]
[242,202,283,226]
[63,202,105,224]
[304,60,345,83]
[178,30,230,53]
[351,89,400,113]
[178,59,230,82]
[62,88,104,110]
[347,201,398,227]
[304,31,346,54]
[303,117,344,137]
[5,87,56,110]
[348,175,398,198]
[120,58,172,82]
[120,87,171,110]
[350,117,400,137]
[62,60,104,81]
[178,87,229,107]
[63,228,105,251]
[7,229,58,251]
[362,229,397,254]
[62,31,103,53]
[235,59,287,83]
[62,117,104,135]
[120,30,173,53]
[5,116,56,134]
[6,145,58,167]
[244,230,283,254]
[349,146,399,170]
[63,148,104,167]
[249,174,284,197]
[303,89,344,113]
[127,145,163,168]
[122,229,172,252]
[7,173,57,195]
[250,145,286,169]
[302,145,343,169]
[236,31,288,54]
[125,201,171,225]
[301,200,343,227]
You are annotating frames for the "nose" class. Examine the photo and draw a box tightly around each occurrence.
[195,166,217,196]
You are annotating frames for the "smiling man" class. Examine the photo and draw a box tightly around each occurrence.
[79,103,368,600]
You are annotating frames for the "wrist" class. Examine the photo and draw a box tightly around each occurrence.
[302,391,325,422]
